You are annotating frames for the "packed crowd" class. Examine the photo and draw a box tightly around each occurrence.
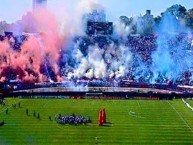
[126,34,156,64]
[1,31,193,85]
[0,33,28,51]
[67,33,193,84]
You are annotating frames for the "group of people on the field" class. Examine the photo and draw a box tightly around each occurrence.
[0,98,5,106]
[56,113,91,125]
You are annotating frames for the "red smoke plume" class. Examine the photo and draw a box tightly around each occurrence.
[0,8,65,82]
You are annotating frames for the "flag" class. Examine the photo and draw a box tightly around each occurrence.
[102,108,106,123]
[98,109,103,126]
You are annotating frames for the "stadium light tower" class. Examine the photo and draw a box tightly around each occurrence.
[33,0,47,10]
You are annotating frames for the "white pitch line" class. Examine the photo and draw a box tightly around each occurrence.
[56,123,64,130]
[182,99,193,111]
[167,101,193,133]
[137,100,141,108]
[43,99,51,108]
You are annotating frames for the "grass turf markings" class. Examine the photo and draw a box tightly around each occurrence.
[128,111,145,118]
[167,101,193,133]
[2,99,193,144]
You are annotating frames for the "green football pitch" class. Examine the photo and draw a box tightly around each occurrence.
[1,98,193,145]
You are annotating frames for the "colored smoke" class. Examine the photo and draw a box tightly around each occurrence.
[0,1,193,85]
[0,8,64,82]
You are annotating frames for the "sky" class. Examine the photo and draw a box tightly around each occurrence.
[1,0,193,23]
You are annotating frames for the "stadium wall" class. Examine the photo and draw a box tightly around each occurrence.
[2,90,191,100]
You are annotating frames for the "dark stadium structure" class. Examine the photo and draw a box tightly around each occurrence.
[1,79,193,100]
[2,88,192,100]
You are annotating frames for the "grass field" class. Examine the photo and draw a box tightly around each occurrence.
[1,98,193,145]
[186,99,193,107]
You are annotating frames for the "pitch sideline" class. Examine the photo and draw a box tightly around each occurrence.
[167,101,193,133]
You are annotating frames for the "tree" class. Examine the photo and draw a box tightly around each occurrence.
[119,16,130,25]
[154,5,188,33]
[166,4,187,19]
[154,15,162,26]
[184,8,193,29]
[119,16,137,34]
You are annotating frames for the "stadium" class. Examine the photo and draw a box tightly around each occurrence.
[1,0,193,144]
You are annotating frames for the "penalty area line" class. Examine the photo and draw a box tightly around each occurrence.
[167,101,193,133]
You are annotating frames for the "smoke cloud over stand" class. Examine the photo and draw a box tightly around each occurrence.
[0,8,65,82]
[0,1,193,86]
